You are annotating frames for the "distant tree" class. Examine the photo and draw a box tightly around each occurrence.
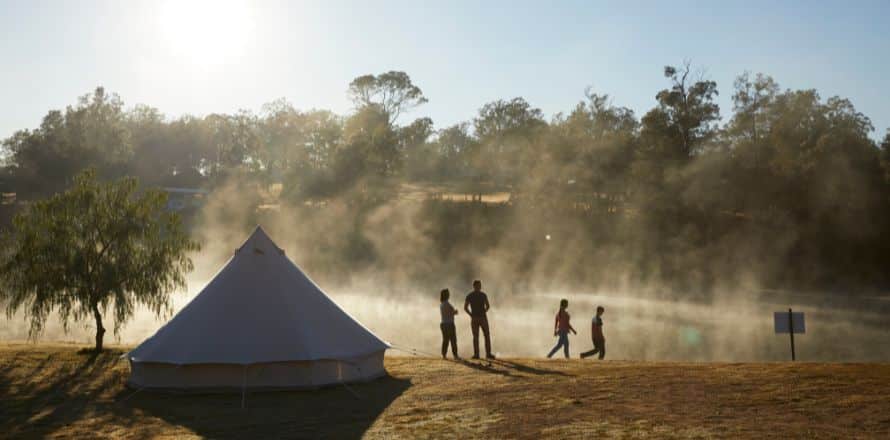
[400,117,435,179]
[126,106,212,187]
[0,170,199,351]
[280,110,345,202]
[2,87,132,198]
[433,122,477,179]
[473,97,546,185]
[302,110,343,171]
[400,117,435,150]
[204,110,261,176]
[337,105,399,182]
[126,104,168,183]
[474,97,545,142]
[641,63,720,160]
[881,130,890,184]
[729,72,779,144]
[347,71,428,124]
[549,90,637,206]
[574,90,638,140]
[258,98,305,182]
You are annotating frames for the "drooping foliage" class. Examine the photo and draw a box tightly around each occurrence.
[0,170,199,350]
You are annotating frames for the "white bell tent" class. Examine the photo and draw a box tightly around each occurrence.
[127,226,389,390]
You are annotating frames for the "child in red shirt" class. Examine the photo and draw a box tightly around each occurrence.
[547,299,577,358]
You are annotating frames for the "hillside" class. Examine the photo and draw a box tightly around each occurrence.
[1,343,888,439]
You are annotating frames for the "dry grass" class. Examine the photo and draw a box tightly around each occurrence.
[1,343,889,439]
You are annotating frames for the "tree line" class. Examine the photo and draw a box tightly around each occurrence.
[3,65,890,292]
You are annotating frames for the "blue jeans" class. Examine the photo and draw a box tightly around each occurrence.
[547,330,570,358]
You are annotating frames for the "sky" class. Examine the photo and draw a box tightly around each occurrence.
[1,0,889,141]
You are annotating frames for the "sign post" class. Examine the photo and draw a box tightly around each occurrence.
[774,309,805,361]
[787,308,795,361]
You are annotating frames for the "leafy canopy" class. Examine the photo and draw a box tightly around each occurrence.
[347,71,428,125]
[0,169,199,350]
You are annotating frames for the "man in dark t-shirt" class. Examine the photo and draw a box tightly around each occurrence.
[580,306,605,360]
[464,280,494,359]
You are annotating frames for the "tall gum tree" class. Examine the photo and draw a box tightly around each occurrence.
[347,71,428,125]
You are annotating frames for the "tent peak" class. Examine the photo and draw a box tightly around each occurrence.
[248,225,274,241]
[238,225,284,255]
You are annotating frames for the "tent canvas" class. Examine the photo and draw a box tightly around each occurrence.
[127,226,389,390]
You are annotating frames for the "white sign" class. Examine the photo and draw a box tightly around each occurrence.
[774,311,805,334]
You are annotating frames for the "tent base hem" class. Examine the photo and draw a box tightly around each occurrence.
[125,370,388,394]
[128,350,386,390]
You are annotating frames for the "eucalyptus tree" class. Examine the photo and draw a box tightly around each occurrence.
[641,62,720,160]
[347,71,428,125]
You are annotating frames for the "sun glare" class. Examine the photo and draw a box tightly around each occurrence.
[158,0,252,68]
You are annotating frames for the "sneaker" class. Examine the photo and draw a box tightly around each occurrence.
[486,353,496,360]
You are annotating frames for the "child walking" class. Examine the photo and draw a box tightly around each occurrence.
[439,289,459,359]
[580,306,606,360]
[547,299,576,358]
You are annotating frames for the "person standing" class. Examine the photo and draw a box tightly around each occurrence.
[439,289,459,359]
[547,299,577,358]
[464,280,494,359]
[580,306,606,360]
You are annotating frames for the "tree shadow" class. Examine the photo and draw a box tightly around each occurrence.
[114,375,411,439]
[0,347,410,439]
[0,349,127,439]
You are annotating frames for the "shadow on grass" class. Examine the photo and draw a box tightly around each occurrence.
[0,348,126,439]
[489,359,573,377]
[0,347,410,439]
[116,376,411,439]
[456,358,514,377]
[453,358,573,378]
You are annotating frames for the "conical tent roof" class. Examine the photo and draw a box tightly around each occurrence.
[128,226,388,365]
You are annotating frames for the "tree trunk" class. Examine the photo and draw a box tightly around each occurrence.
[92,304,105,352]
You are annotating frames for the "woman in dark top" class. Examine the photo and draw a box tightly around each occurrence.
[439,289,459,359]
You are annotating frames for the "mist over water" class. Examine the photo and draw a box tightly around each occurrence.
[5,273,889,362]
[337,288,890,362]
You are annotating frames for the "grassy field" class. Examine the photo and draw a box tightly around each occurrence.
[1,343,889,439]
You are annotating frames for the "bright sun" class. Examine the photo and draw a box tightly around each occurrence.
[158,0,252,68]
